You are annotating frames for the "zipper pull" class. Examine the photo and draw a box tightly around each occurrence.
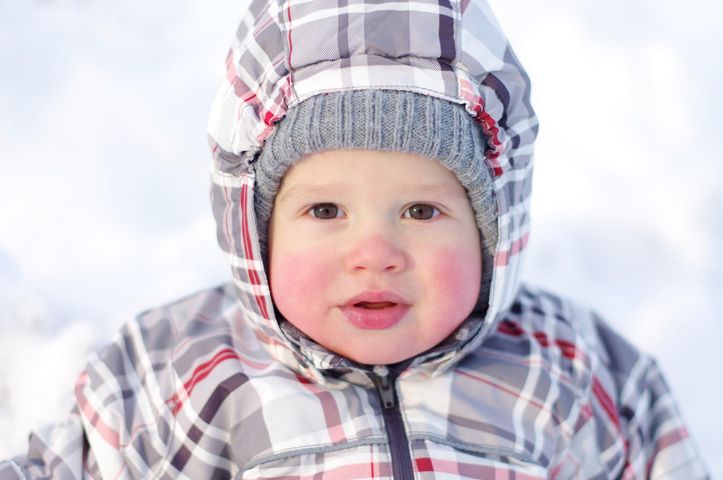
[372,365,396,409]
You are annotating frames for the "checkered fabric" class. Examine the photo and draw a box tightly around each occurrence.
[0,285,708,478]
[1,0,709,478]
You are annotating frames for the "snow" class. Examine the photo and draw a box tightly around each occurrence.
[0,0,720,475]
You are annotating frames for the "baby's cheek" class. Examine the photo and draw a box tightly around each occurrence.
[430,247,482,314]
[269,250,337,317]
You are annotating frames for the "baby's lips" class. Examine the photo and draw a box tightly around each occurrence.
[354,301,397,310]
[343,290,410,308]
[339,301,410,330]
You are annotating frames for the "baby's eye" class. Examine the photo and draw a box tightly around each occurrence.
[309,203,341,219]
[404,204,440,220]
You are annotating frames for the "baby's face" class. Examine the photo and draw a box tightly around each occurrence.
[267,149,482,365]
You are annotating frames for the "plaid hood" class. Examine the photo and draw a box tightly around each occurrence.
[207,0,538,378]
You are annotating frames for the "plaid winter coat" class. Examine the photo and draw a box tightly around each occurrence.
[1,0,709,478]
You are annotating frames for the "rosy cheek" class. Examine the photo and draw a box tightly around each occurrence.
[269,250,337,317]
[430,247,482,315]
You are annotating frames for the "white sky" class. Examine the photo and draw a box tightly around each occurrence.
[0,0,721,474]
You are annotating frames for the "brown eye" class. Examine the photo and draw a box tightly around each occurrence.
[310,203,340,219]
[405,204,439,220]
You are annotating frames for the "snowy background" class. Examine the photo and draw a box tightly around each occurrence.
[0,0,720,475]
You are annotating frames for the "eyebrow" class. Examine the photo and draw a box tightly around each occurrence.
[276,183,350,203]
[409,181,468,200]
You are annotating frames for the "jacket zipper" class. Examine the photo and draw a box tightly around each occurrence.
[372,365,415,480]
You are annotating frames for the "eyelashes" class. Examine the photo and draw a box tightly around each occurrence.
[308,203,341,219]
[403,204,439,220]
[306,203,440,221]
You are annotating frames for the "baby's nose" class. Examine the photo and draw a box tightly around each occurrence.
[344,233,407,273]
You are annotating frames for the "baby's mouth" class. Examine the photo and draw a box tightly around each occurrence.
[354,301,397,310]
[341,293,410,330]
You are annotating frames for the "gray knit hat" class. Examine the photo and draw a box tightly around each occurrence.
[254,89,498,306]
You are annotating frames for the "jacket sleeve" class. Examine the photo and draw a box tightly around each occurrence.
[564,315,709,479]
[1,306,184,480]
[0,407,105,480]
[617,356,709,479]
[0,322,158,480]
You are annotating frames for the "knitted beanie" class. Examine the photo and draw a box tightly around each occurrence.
[254,89,498,307]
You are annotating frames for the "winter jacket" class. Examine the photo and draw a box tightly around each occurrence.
[1,0,709,478]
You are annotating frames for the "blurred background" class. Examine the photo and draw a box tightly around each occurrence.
[0,0,720,474]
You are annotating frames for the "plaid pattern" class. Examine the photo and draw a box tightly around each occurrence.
[1,284,708,478]
[2,0,708,478]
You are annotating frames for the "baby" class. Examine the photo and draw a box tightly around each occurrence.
[0,0,709,478]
